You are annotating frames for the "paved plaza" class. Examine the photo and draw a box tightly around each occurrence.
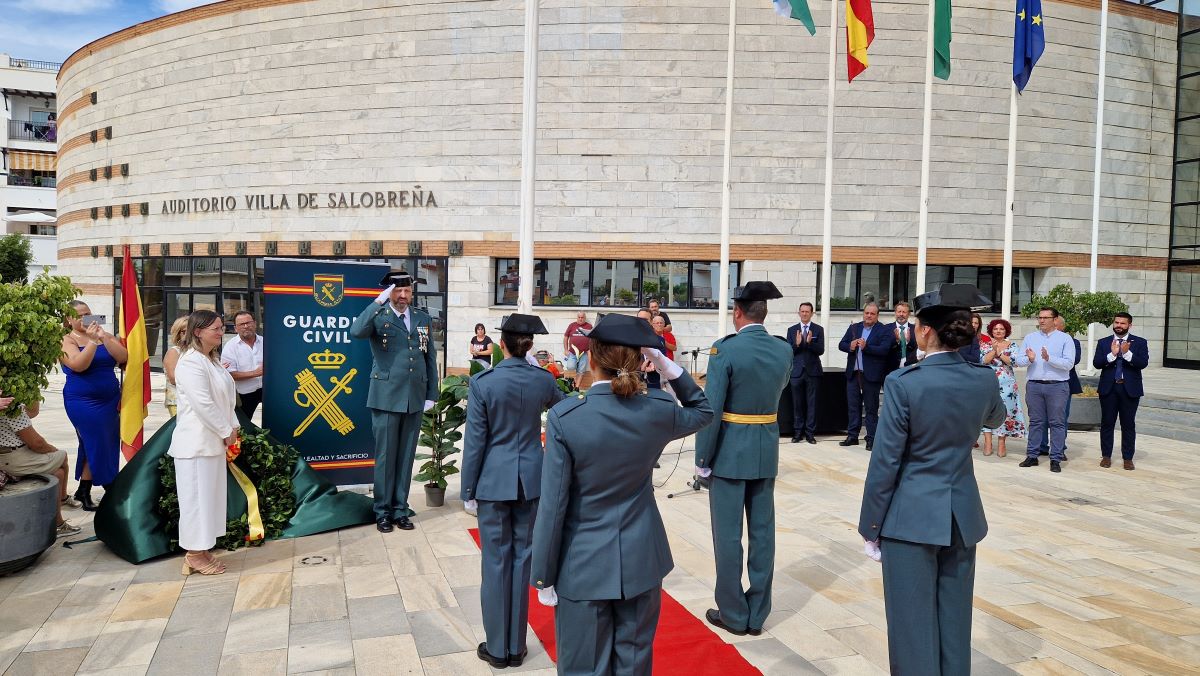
[2,371,1200,675]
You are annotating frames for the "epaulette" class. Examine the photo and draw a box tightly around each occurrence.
[708,333,737,356]
[471,367,497,383]
[551,393,588,417]
[967,361,992,369]
[894,363,922,377]
[643,388,676,403]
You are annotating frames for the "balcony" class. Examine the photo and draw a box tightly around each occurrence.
[7,57,61,72]
[6,174,56,188]
[7,119,56,142]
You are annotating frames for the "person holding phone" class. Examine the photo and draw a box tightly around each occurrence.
[60,300,128,510]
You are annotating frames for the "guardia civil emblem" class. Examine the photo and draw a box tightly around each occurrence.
[293,349,356,437]
[313,274,344,307]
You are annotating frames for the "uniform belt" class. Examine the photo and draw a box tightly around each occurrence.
[1114,379,1125,384]
[1029,379,1065,384]
[721,412,777,425]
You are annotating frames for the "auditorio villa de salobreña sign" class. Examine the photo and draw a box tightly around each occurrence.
[263,258,388,486]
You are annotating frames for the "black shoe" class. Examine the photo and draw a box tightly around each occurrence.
[705,609,748,636]
[376,517,393,533]
[791,435,803,444]
[395,517,415,531]
[865,439,874,452]
[1038,449,1050,456]
[507,648,528,667]
[838,438,859,447]
[75,481,97,511]
[806,435,817,445]
[476,643,507,669]
[1050,460,1062,473]
[1019,458,1039,468]
[747,626,763,636]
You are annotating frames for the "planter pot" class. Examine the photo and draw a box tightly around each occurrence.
[1069,396,1101,431]
[424,484,446,508]
[0,473,58,576]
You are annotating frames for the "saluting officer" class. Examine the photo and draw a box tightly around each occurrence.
[349,270,438,533]
[531,314,713,676]
[461,313,565,669]
[695,281,793,637]
[858,284,1005,675]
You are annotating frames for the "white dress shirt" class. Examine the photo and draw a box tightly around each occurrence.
[221,334,264,395]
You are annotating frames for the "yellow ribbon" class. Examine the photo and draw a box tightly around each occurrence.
[721,412,778,425]
[227,462,266,542]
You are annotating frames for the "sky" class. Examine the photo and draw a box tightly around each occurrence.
[0,0,212,64]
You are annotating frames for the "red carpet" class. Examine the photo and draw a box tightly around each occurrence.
[468,528,760,675]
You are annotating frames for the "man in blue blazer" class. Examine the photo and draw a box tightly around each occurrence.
[461,313,564,668]
[838,303,895,451]
[1092,312,1149,470]
[886,301,918,373]
[785,301,824,444]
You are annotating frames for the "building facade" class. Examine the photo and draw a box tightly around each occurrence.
[2,53,59,280]
[55,0,1184,371]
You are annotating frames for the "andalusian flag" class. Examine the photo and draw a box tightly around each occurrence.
[846,0,875,82]
[934,0,952,80]
[119,246,150,460]
[773,0,815,36]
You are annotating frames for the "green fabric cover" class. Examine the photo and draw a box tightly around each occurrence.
[94,416,374,564]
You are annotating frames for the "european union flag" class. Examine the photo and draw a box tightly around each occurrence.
[1013,0,1045,93]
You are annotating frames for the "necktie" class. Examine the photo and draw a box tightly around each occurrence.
[801,325,808,342]
[899,324,907,362]
[1114,338,1125,380]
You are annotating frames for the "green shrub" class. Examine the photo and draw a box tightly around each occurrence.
[0,272,78,414]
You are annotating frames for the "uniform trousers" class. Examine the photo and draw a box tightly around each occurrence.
[477,496,537,659]
[173,455,227,551]
[709,476,775,631]
[880,520,976,676]
[370,409,421,520]
[1099,387,1140,460]
[554,586,661,676]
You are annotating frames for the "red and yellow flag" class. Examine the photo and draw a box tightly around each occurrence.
[846,0,875,82]
[119,246,150,460]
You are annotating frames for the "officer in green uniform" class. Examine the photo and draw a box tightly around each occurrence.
[695,281,793,636]
[858,284,1005,675]
[349,270,438,533]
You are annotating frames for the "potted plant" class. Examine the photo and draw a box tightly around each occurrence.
[1020,284,1129,431]
[416,374,469,507]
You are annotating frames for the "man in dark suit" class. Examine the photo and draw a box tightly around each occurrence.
[838,303,894,451]
[785,301,823,444]
[886,301,917,373]
[1092,312,1149,470]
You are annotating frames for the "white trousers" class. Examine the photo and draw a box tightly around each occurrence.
[173,455,227,551]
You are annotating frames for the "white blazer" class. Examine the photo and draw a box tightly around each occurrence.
[168,349,239,459]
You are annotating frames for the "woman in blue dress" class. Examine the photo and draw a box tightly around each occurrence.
[60,300,128,510]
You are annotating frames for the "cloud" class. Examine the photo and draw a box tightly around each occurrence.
[155,0,212,12]
[5,0,117,14]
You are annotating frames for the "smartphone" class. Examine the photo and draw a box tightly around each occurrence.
[81,314,106,327]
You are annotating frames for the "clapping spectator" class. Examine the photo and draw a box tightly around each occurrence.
[563,312,592,375]
[979,319,1026,457]
[470,323,495,369]
[163,316,190,417]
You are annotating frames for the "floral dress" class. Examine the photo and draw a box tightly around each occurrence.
[981,341,1027,438]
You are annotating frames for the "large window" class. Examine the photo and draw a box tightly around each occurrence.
[1169,0,1200,366]
[494,259,741,309]
[818,264,1035,313]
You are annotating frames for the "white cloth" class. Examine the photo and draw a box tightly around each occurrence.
[170,350,239,459]
[221,335,264,395]
[695,466,712,478]
[464,499,478,516]
[174,455,227,551]
[641,347,683,380]
[863,539,882,562]
[537,586,559,607]
[423,399,436,412]
[375,284,395,305]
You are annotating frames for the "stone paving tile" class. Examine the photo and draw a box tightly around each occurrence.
[347,593,411,640]
[222,606,290,655]
[22,602,116,652]
[732,636,824,674]
[1,646,89,676]
[162,591,235,639]
[59,569,137,608]
[77,618,168,672]
[0,629,37,675]
[146,631,225,676]
[216,649,287,676]
[231,572,291,613]
[110,580,185,622]
[419,649,494,676]
[290,582,348,624]
[395,572,457,611]
[407,607,479,658]
[286,619,354,674]
[342,563,398,600]
[351,634,422,676]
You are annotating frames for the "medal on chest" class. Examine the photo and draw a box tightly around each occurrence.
[417,325,429,353]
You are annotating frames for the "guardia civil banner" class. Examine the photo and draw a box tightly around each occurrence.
[263,258,388,486]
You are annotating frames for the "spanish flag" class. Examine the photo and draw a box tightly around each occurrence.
[846,0,875,82]
[119,246,150,460]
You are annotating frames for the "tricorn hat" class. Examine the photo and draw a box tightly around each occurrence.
[379,270,414,288]
[496,313,549,335]
[913,283,993,319]
[585,313,663,349]
[732,281,784,302]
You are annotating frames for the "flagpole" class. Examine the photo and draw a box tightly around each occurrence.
[819,0,837,362]
[517,0,540,314]
[1087,0,1109,371]
[1002,83,1017,320]
[916,0,935,297]
[718,0,737,338]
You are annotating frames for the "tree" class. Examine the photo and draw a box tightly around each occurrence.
[1020,284,1128,337]
[0,272,78,413]
[0,233,33,285]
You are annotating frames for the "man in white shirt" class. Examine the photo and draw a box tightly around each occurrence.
[221,310,265,418]
[1014,307,1075,473]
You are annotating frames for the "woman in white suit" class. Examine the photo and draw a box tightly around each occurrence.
[170,310,239,575]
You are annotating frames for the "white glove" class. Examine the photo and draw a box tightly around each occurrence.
[640,347,683,380]
[863,539,882,562]
[423,399,436,412]
[375,284,395,305]
[695,466,712,478]
[537,586,559,607]
[464,499,478,516]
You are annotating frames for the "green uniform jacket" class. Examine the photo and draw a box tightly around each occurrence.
[695,324,793,479]
[349,301,438,414]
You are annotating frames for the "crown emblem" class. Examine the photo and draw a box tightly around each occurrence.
[308,349,347,369]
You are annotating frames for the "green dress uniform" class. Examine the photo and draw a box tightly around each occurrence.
[531,314,714,676]
[858,285,1006,676]
[349,273,438,527]
[694,282,793,635]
